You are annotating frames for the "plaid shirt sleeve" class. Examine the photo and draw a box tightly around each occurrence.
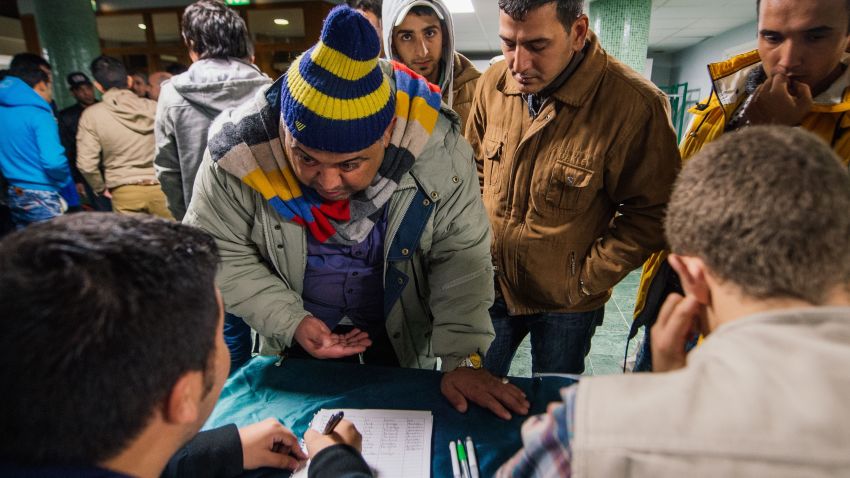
[495,384,579,478]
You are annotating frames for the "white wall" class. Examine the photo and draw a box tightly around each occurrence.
[670,20,757,102]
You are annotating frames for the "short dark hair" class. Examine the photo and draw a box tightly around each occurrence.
[90,55,129,90]
[498,0,583,32]
[182,0,250,60]
[757,0,850,31]
[0,213,221,466]
[346,0,382,19]
[666,127,850,304]
[8,52,50,88]
[131,71,149,85]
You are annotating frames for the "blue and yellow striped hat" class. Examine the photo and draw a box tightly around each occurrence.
[281,5,394,153]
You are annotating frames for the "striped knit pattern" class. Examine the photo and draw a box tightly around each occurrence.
[207,58,442,244]
[281,5,395,153]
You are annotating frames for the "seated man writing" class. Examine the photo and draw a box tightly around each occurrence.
[185,5,528,420]
[496,126,850,476]
[0,213,368,477]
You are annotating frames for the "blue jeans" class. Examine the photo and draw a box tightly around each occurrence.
[484,298,604,375]
[6,186,63,229]
[224,313,253,374]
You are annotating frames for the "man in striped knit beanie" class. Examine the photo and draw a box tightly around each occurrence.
[186,5,529,444]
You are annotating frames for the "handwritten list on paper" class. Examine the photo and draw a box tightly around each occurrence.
[293,408,433,478]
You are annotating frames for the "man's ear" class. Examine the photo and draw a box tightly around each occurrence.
[569,14,589,52]
[93,81,106,94]
[382,117,397,148]
[668,253,711,306]
[125,75,134,89]
[161,371,204,425]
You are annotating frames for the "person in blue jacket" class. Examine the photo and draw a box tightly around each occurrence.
[0,53,77,228]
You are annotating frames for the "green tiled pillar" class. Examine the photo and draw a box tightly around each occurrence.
[589,0,651,75]
[18,0,101,109]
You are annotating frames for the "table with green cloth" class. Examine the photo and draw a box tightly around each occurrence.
[204,356,577,477]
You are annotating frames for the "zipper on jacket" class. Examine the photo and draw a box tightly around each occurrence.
[570,251,576,276]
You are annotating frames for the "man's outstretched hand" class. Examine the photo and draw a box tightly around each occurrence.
[294,316,371,359]
[441,367,530,420]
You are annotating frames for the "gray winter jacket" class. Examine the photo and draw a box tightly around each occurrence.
[184,74,495,371]
[154,58,270,220]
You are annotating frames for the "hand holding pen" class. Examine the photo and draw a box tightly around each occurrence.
[304,411,363,456]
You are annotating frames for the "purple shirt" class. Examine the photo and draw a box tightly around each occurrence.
[303,213,387,330]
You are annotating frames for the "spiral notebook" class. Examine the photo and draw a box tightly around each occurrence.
[292,408,432,478]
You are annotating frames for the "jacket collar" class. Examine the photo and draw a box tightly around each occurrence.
[498,30,607,108]
[707,50,850,113]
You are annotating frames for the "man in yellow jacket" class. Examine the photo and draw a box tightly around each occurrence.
[633,0,850,370]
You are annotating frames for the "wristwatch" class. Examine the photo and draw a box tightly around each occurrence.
[458,352,483,370]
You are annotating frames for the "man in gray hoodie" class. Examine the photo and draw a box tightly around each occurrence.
[383,0,481,134]
[154,0,270,221]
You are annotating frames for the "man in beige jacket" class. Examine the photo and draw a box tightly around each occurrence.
[467,0,680,375]
[77,56,172,218]
[496,126,850,477]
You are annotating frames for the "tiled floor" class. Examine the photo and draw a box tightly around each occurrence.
[507,270,644,377]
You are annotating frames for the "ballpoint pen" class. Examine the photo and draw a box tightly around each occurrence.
[465,436,479,478]
[322,411,345,435]
[449,441,462,478]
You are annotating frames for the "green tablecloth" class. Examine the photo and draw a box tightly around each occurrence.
[204,357,576,477]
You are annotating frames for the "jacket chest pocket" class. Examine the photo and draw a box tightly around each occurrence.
[483,136,504,194]
[544,160,595,212]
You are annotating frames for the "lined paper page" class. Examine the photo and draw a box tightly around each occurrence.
[292,408,432,478]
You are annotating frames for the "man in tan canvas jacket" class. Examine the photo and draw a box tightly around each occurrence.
[77,56,172,219]
[466,0,680,375]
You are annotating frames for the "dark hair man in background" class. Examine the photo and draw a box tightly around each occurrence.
[467,0,680,376]
[131,71,150,99]
[0,213,371,477]
[496,126,850,477]
[77,55,173,219]
[155,0,270,222]
[347,0,385,56]
[0,53,76,229]
[155,0,272,373]
[58,71,112,212]
[632,0,850,371]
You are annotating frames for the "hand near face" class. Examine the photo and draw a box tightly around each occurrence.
[238,418,307,471]
[304,419,363,456]
[294,316,371,359]
[747,73,813,126]
[441,367,530,420]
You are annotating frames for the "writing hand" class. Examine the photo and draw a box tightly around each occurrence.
[294,316,371,359]
[441,368,529,420]
[238,418,307,471]
[747,73,813,126]
[304,419,363,456]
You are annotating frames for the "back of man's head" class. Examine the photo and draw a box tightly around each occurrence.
[90,55,129,91]
[182,0,250,60]
[8,52,50,88]
[665,126,850,304]
[0,213,221,467]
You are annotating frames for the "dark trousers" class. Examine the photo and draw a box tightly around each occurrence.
[484,297,603,375]
[224,312,253,375]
